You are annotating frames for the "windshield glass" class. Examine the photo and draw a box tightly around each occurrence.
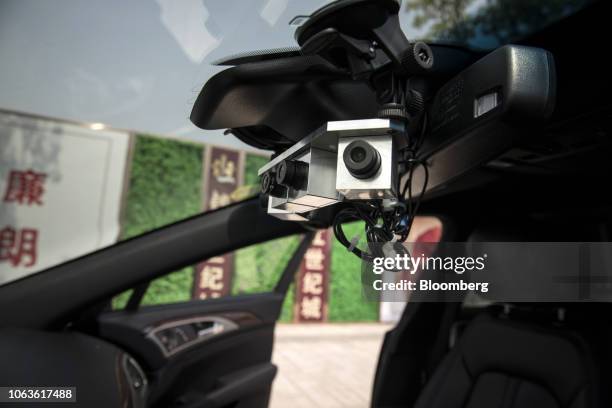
[0,0,591,285]
[401,0,592,50]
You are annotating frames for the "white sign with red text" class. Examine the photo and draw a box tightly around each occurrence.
[0,111,130,284]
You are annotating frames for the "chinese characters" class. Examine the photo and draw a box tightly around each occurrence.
[196,256,228,299]
[1,169,46,268]
[296,229,331,322]
[0,227,38,267]
[3,169,47,206]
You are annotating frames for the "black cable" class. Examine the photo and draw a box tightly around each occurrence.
[333,207,372,260]
[405,160,429,236]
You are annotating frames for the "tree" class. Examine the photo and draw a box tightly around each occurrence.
[405,0,476,43]
[405,0,590,48]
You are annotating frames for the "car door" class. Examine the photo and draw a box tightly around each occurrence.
[98,235,313,408]
[0,199,311,408]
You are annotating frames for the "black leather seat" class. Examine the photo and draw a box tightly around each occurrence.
[414,314,595,408]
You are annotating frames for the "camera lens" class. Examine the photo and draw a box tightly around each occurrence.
[343,140,381,179]
[276,160,309,189]
[261,172,273,193]
[350,146,367,163]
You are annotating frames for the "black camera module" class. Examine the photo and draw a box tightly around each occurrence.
[343,140,381,179]
[276,160,309,190]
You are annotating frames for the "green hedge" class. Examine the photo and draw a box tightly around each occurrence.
[233,235,300,322]
[232,236,298,294]
[121,135,204,239]
[113,135,203,308]
[243,154,268,186]
[328,222,379,321]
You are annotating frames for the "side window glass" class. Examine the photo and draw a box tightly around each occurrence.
[112,235,301,312]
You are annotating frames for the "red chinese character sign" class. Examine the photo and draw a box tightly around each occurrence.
[192,147,245,299]
[294,229,332,322]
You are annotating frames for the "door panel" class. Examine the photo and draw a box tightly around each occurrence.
[100,291,283,407]
[98,293,283,370]
[0,328,146,408]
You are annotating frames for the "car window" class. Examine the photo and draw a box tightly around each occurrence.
[112,234,301,322]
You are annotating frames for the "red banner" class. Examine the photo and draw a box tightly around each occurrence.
[294,229,332,322]
[193,147,244,299]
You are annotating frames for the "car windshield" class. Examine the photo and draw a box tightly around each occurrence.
[0,0,590,285]
[400,0,592,50]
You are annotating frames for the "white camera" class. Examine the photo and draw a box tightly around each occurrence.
[259,118,403,220]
